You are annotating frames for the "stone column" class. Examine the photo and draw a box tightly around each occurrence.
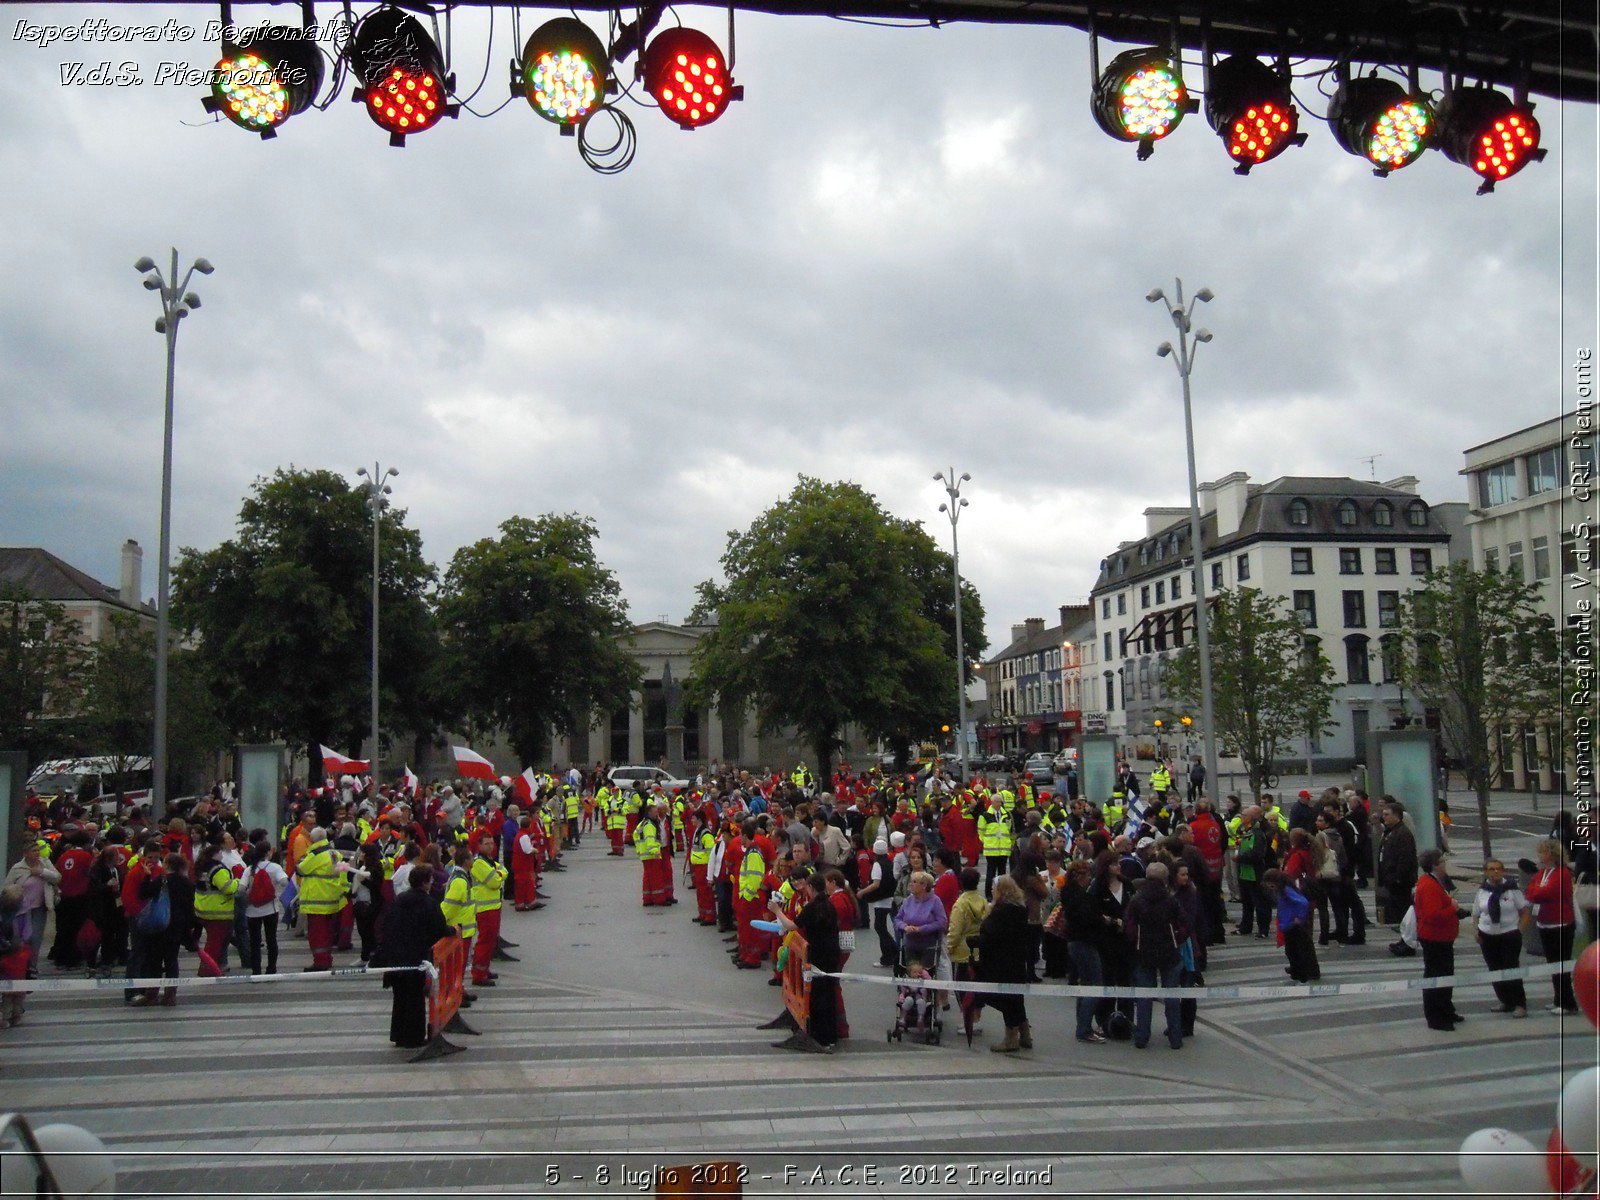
[628,690,645,763]
[743,710,760,769]
[707,706,724,764]
[588,717,607,765]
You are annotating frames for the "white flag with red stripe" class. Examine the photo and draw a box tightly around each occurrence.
[451,745,497,781]
[512,767,538,803]
[319,744,370,776]
[402,765,419,794]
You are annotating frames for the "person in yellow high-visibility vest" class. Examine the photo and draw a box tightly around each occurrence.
[469,833,510,986]
[689,812,717,924]
[563,788,582,848]
[634,805,675,907]
[735,824,768,968]
[978,801,1014,900]
[623,785,646,843]
[294,828,343,970]
[440,845,479,990]
[604,788,627,856]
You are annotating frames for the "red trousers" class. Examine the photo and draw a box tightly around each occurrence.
[691,863,715,922]
[307,913,336,969]
[513,870,538,907]
[472,909,499,984]
[337,901,354,950]
[672,827,687,853]
[642,857,673,906]
[735,895,764,965]
[625,814,639,843]
[201,919,232,970]
[608,826,624,855]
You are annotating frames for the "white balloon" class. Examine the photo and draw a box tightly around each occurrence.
[32,1124,116,1196]
[1457,1127,1546,1195]
[1559,1067,1600,1170]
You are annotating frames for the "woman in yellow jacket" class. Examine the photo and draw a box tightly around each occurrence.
[440,845,478,992]
[193,844,239,975]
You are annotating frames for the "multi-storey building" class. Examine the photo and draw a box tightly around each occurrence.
[0,540,154,641]
[1462,413,1599,791]
[1089,473,1465,770]
[979,605,1089,755]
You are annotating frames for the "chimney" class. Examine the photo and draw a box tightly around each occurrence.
[1144,506,1187,537]
[1010,624,1029,644]
[1382,475,1419,495]
[120,539,143,605]
[1024,617,1045,635]
[1207,471,1250,538]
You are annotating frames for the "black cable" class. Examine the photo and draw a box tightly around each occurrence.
[455,3,496,104]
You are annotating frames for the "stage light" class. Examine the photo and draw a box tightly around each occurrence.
[1437,86,1544,193]
[1204,55,1307,174]
[1330,76,1434,175]
[516,18,610,130]
[350,6,454,147]
[1091,48,1195,159]
[200,27,324,138]
[643,27,739,130]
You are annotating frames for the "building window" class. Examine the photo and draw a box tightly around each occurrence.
[1140,585,1151,610]
[1343,590,1367,628]
[1340,548,1362,574]
[1210,562,1223,589]
[1479,463,1517,507]
[1117,593,1127,616]
[1484,547,1500,573]
[1380,633,1402,684]
[1533,535,1551,580]
[1372,500,1393,527]
[1507,541,1525,578]
[1406,501,1429,527]
[1337,499,1359,527]
[1377,590,1400,628]
[1104,631,1112,659]
[1375,548,1397,575]
[1527,446,1562,495]
[1155,580,1165,604]
[1345,635,1371,684]
[1171,574,1182,600]
[1288,498,1310,526]
[1291,548,1313,574]
[1236,553,1251,581]
[1104,672,1114,710]
[1410,548,1432,574]
[1293,590,1317,627]
[1102,598,1110,619]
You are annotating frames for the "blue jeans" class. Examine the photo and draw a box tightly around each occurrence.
[1133,961,1184,1048]
[1067,940,1102,1038]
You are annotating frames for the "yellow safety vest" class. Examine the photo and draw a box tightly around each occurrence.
[295,842,344,916]
[441,868,477,938]
[565,793,580,818]
[980,813,1013,857]
[690,830,714,866]
[633,819,662,861]
[194,864,238,921]
[1151,767,1172,793]
[738,846,766,901]
[998,789,1016,815]
[470,855,506,913]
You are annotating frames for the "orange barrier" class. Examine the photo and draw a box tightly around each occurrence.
[655,1162,746,1198]
[759,931,827,1053]
[410,934,478,1062]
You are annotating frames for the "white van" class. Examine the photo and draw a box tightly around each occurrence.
[27,757,154,815]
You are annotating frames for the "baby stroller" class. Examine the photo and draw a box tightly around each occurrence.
[887,933,944,1046]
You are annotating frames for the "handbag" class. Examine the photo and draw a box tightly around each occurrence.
[1044,903,1067,939]
[837,929,856,954]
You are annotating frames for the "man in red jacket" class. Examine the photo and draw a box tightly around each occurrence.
[49,831,96,969]
[1413,849,1464,1031]
[1189,800,1228,945]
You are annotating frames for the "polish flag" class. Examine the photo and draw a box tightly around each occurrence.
[512,768,539,803]
[320,744,370,776]
[402,765,419,795]
[451,745,497,781]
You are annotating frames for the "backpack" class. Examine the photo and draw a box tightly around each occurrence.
[248,866,276,907]
[134,881,171,935]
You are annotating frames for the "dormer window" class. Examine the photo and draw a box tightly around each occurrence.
[1337,500,1359,527]
[1288,498,1310,526]
[1372,500,1393,527]
[1406,501,1429,528]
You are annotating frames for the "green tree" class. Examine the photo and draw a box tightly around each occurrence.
[435,514,640,767]
[172,467,442,779]
[1161,587,1338,797]
[687,477,986,782]
[1395,561,1561,860]
[0,584,89,765]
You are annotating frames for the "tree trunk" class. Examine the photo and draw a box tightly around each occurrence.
[307,739,325,788]
[812,731,835,794]
[1475,776,1493,863]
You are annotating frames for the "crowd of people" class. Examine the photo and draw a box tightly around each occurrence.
[2,757,1595,1052]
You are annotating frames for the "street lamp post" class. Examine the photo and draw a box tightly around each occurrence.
[934,469,972,783]
[1147,278,1221,804]
[137,250,213,812]
[354,464,398,789]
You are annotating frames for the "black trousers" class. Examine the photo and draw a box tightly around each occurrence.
[873,906,897,964]
[807,976,840,1046]
[1201,877,1228,944]
[1478,929,1527,1009]
[50,894,89,967]
[1041,930,1068,978]
[1539,924,1578,1009]
[1331,879,1368,943]
[1421,938,1456,1028]
[984,856,1009,899]
[715,877,734,931]
[388,972,429,1047]
[249,914,279,974]
[1237,880,1271,934]
[986,992,1027,1029]
[1284,924,1320,981]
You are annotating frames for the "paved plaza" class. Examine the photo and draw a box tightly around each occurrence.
[4,790,1595,1198]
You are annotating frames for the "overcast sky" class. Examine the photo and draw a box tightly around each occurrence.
[2,4,1595,654]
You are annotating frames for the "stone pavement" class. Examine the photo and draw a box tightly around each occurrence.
[3,829,1594,1198]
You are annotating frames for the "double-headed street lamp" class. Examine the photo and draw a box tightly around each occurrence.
[137,250,214,812]
[934,469,971,783]
[354,464,397,790]
[1148,278,1220,804]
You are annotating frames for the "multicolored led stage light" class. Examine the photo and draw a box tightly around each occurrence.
[1091,48,1194,159]
[643,28,738,130]
[1437,86,1544,193]
[1204,55,1306,174]
[201,28,324,138]
[517,18,610,129]
[1330,76,1434,175]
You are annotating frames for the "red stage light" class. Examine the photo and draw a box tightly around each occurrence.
[643,28,738,129]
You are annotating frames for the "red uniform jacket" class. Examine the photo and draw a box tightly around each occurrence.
[1524,866,1574,926]
[1413,873,1460,942]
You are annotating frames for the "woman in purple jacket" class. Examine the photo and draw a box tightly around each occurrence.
[893,871,948,969]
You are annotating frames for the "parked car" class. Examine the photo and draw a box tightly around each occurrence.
[608,765,690,794]
[1052,748,1078,773]
[27,757,153,817]
[1022,752,1056,783]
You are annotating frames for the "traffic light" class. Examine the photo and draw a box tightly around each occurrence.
[515,18,611,131]
[350,6,455,146]
[643,27,739,130]
[1436,86,1544,193]
[200,26,324,138]
[1091,48,1195,160]
[1330,76,1434,175]
[1205,55,1307,174]
[1180,716,1193,728]
[941,725,951,734]
[1153,719,1164,730]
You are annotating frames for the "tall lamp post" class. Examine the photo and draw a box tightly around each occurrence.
[934,469,971,783]
[1147,278,1221,804]
[137,250,213,812]
[355,464,398,789]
